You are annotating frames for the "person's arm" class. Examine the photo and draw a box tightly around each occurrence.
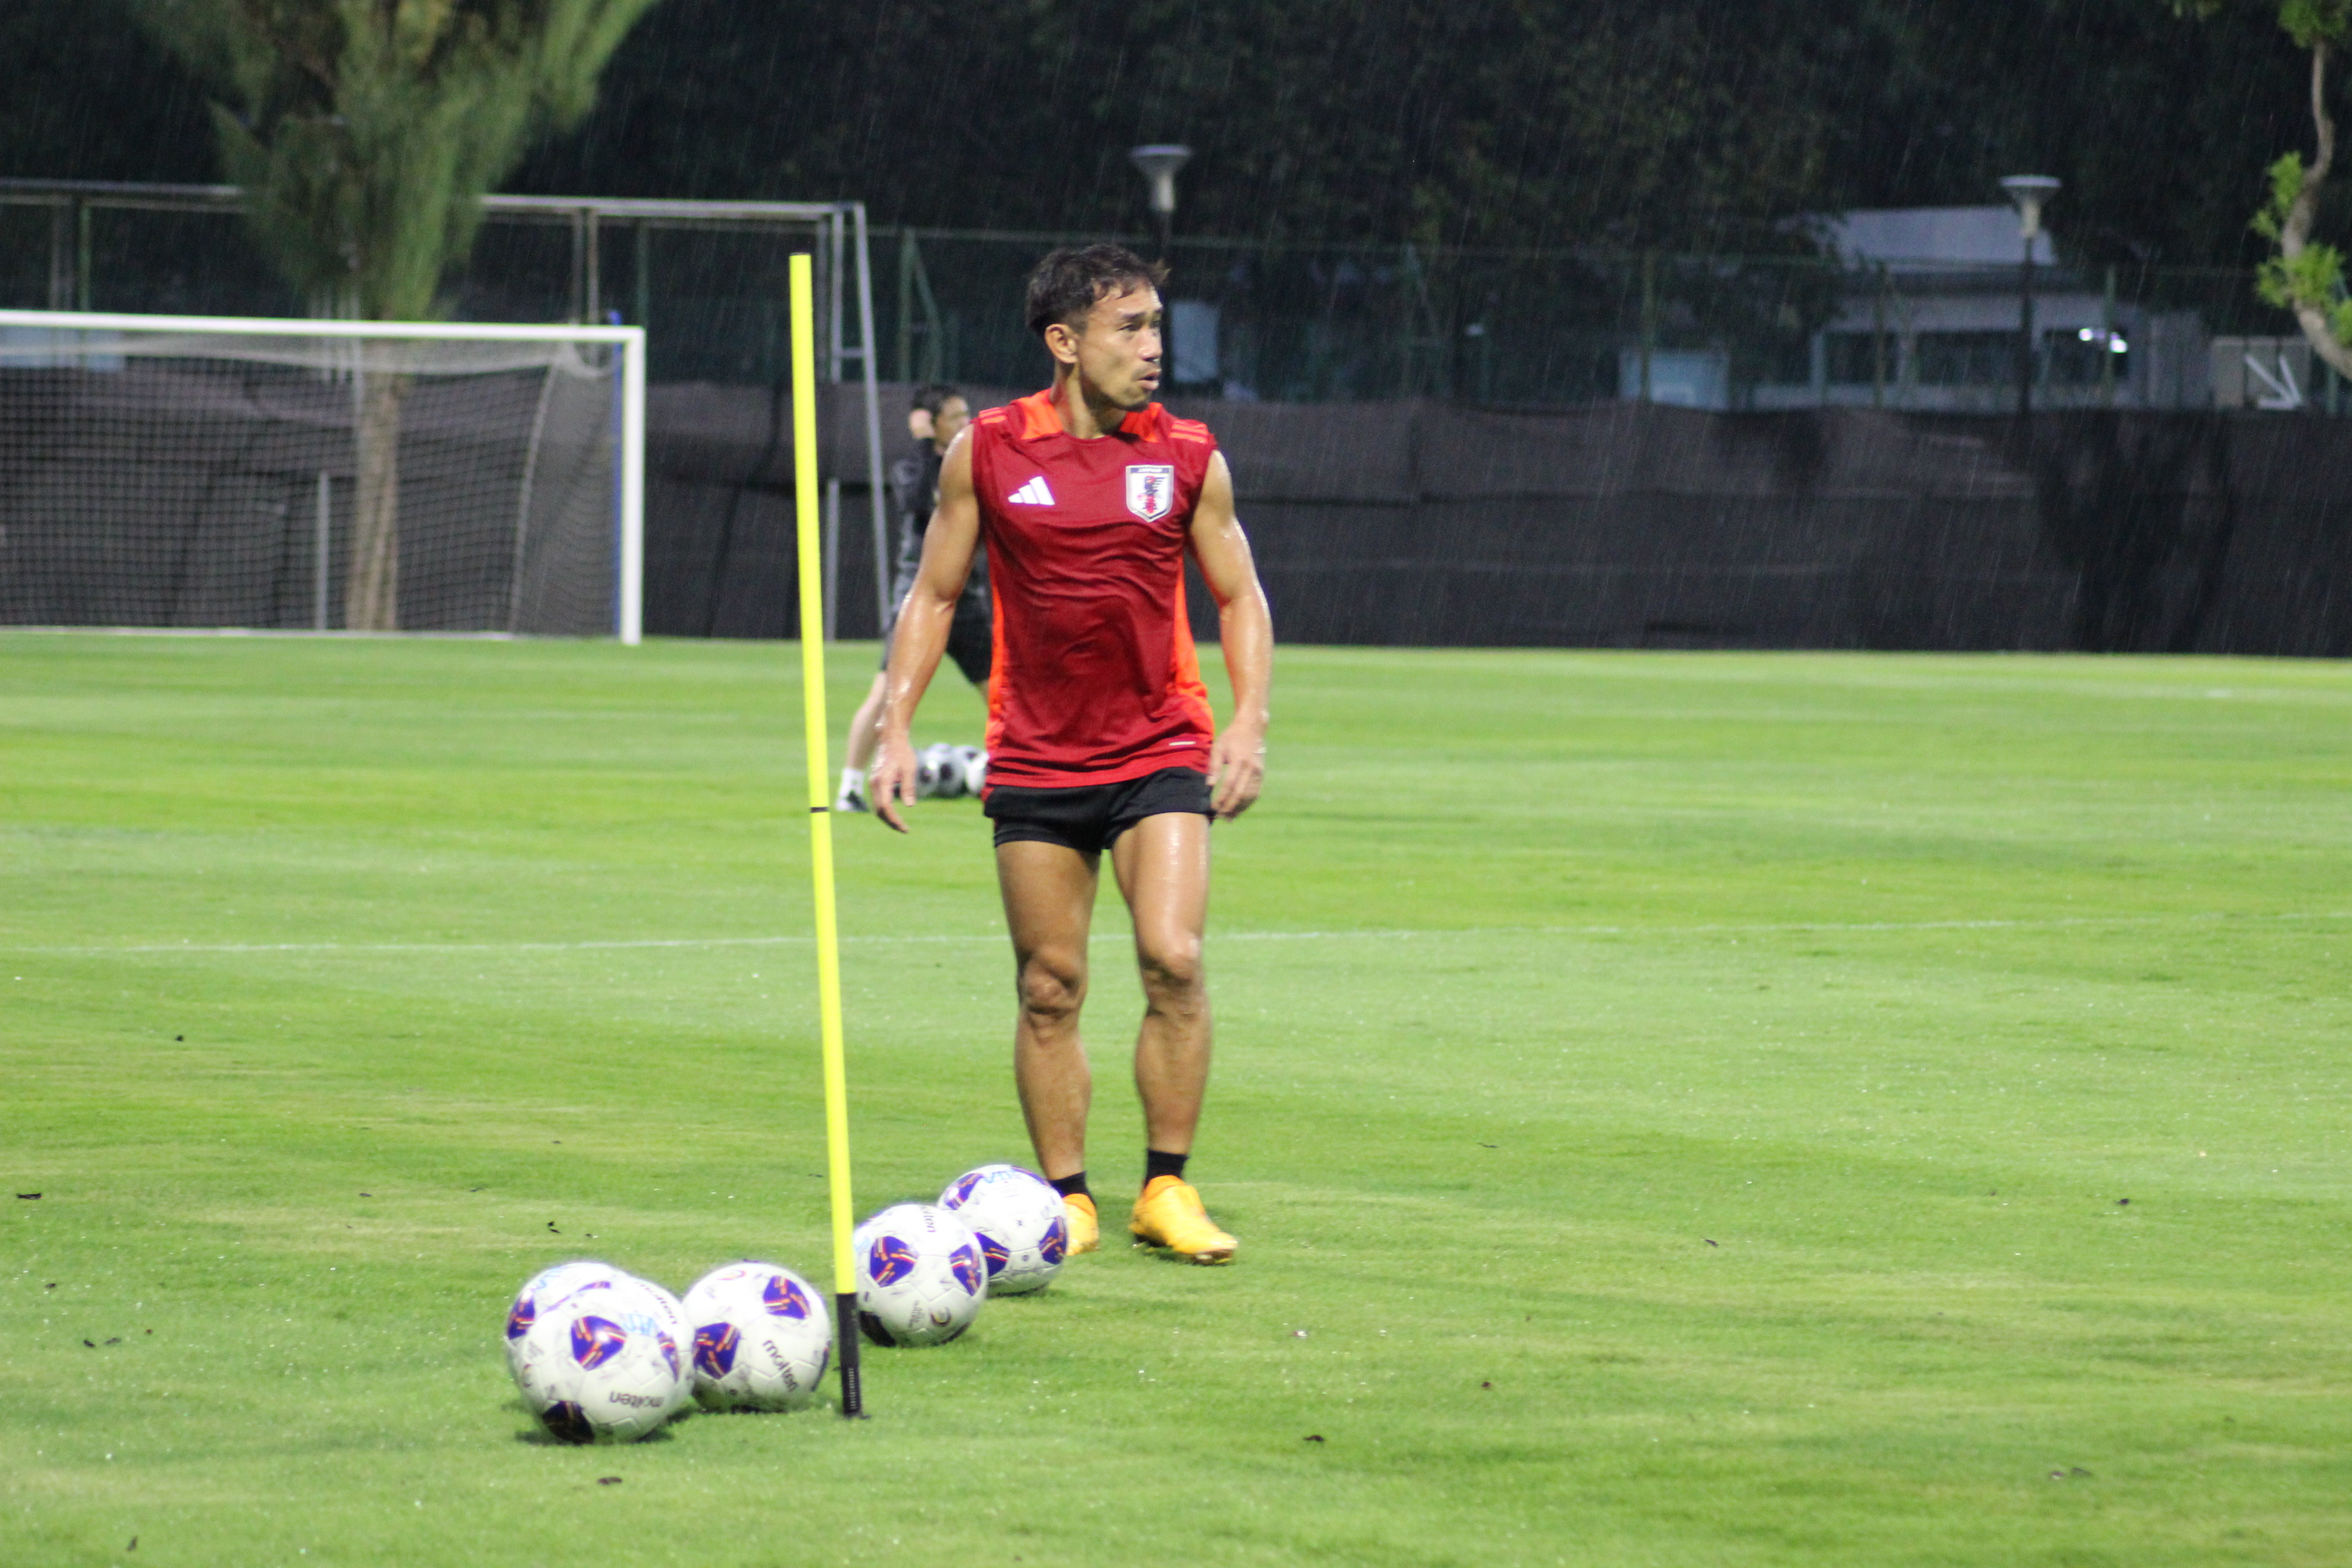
[869,429,981,832]
[1188,450,1272,819]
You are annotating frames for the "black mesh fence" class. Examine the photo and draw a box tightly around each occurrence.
[883,233,2346,416]
[648,386,2350,658]
[10,192,2347,411]
[5,192,2348,652]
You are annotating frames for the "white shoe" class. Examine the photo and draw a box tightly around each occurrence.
[835,770,870,814]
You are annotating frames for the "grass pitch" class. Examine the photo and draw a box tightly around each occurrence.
[3,633,2348,1568]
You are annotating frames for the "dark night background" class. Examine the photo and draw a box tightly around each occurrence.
[0,0,2331,263]
[4,2,2348,655]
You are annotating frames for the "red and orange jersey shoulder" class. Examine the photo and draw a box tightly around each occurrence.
[968,392,1220,790]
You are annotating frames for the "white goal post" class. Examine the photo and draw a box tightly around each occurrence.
[0,309,647,642]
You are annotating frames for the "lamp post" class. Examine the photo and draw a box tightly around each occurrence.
[1998,175,2060,419]
[1129,144,1191,259]
[1130,145,1191,387]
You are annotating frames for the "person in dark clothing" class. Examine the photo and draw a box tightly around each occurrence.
[838,384,988,811]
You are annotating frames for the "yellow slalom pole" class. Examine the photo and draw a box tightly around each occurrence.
[788,253,863,1417]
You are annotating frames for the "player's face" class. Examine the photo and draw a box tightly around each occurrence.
[1073,284,1163,410]
[931,396,971,451]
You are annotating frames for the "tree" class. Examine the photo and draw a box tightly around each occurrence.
[29,3,2310,268]
[133,0,660,627]
[2178,1,2352,375]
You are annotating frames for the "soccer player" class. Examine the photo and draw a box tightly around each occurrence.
[869,245,1273,1266]
[837,383,985,812]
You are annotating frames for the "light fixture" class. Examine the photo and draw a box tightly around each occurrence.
[1129,145,1193,220]
[1998,175,2062,240]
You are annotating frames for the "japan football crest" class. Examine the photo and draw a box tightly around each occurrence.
[1125,464,1176,523]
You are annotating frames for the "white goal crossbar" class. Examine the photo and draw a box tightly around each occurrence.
[0,309,648,642]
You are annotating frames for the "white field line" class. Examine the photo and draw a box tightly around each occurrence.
[2,910,2346,957]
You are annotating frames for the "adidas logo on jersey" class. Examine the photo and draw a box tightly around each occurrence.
[1006,476,1056,505]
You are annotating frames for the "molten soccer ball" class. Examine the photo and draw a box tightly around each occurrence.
[681,1262,833,1411]
[503,1259,626,1377]
[916,742,967,799]
[510,1273,690,1443]
[633,1277,700,1414]
[955,745,988,797]
[938,1164,1068,1297]
[852,1202,987,1347]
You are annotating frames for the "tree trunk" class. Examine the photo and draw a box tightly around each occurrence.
[2283,42,2352,381]
[348,370,406,631]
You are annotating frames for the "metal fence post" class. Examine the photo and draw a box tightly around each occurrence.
[896,230,914,384]
[47,201,70,310]
[315,471,332,632]
[632,223,651,335]
[1873,267,1888,410]
[565,207,584,323]
[1638,251,1656,403]
[828,211,846,384]
[2100,264,2117,407]
[851,204,889,642]
[583,208,601,324]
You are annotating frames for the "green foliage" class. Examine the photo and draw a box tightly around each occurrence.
[13,2,2327,266]
[2169,0,2351,45]
[2254,240,2352,340]
[2279,0,2352,46]
[2213,6,2352,349]
[134,0,659,318]
[517,0,2318,266]
[2250,149,2304,241]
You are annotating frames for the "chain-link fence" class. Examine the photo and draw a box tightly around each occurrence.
[3,181,2341,412]
[0,181,871,390]
[889,231,2340,414]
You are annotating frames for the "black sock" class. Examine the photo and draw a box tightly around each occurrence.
[1144,1149,1189,1188]
[1049,1172,1091,1201]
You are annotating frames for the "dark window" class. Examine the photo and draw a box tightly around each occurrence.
[1824,332,1891,386]
[2045,328,2127,386]
[1915,331,2017,387]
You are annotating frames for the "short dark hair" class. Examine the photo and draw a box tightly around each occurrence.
[909,382,961,416]
[1024,244,1169,338]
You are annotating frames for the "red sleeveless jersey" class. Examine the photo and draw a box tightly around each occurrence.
[968,391,1218,789]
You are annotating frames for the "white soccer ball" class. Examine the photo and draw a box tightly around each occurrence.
[938,1164,1068,1296]
[956,746,988,797]
[632,1278,700,1416]
[503,1259,627,1377]
[510,1273,691,1443]
[916,742,966,799]
[681,1262,834,1411]
[852,1202,987,1347]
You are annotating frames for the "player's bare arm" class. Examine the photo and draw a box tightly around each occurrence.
[870,428,980,831]
[1189,450,1273,819]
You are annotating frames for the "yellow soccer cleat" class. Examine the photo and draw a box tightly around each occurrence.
[1063,1192,1101,1255]
[1129,1176,1237,1265]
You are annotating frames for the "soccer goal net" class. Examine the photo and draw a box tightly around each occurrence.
[0,309,645,640]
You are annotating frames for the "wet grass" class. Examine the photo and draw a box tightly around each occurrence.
[3,632,2348,1567]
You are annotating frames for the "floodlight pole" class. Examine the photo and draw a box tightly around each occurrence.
[1129,145,1191,385]
[2000,175,2060,420]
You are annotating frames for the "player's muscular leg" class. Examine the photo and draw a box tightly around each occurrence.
[1110,812,1213,1155]
[997,840,1101,1179]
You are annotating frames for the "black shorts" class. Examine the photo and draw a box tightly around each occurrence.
[984,765,1212,855]
[881,575,992,687]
